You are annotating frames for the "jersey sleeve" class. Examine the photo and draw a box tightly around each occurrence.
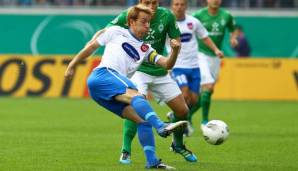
[227,13,236,32]
[145,46,162,64]
[106,11,129,29]
[167,11,181,39]
[195,19,209,39]
[192,11,200,21]
[96,27,116,46]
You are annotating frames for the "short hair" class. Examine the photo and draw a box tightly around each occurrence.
[127,4,153,26]
[171,0,188,5]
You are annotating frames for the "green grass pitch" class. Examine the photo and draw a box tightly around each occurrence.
[1,98,298,171]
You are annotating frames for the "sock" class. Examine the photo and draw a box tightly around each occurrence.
[187,96,201,124]
[131,96,164,130]
[137,122,159,167]
[121,119,137,154]
[171,114,184,148]
[200,90,212,124]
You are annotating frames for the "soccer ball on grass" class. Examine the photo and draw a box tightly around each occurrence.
[202,120,229,145]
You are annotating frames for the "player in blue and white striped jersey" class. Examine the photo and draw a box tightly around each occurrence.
[65,4,185,170]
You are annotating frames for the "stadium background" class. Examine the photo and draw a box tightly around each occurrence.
[0,5,297,100]
[0,1,298,170]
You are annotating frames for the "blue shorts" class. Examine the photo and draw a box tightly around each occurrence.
[171,68,201,94]
[87,67,137,117]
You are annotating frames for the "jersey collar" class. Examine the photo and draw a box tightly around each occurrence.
[128,29,143,42]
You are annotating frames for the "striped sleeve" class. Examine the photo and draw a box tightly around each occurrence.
[147,50,162,64]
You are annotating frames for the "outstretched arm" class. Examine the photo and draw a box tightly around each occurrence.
[230,31,239,48]
[202,37,224,58]
[64,32,103,80]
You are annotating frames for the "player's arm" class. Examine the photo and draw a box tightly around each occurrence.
[155,39,181,69]
[230,31,238,48]
[195,19,224,58]
[65,30,105,80]
[227,13,238,47]
[201,37,224,58]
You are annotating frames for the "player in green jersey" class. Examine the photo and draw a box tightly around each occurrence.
[189,0,238,127]
[107,0,197,164]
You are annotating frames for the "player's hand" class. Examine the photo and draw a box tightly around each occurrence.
[215,49,224,58]
[65,66,75,80]
[170,39,181,51]
[230,38,238,48]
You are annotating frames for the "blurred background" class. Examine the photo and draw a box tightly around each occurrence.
[0,0,297,100]
[0,0,297,8]
[0,2,297,170]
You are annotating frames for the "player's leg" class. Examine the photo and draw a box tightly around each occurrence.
[199,54,221,125]
[187,53,210,123]
[120,106,160,168]
[96,99,175,169]
[87,68,181,168]
[119,71,151,164]
[152,74,197,162]
[169,68,194,136]
[121,112,137,163]
[183,67,201,136]
[116,89,187,137]
[200,84,213,124]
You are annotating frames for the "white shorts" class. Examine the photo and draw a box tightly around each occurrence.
[198,52,221,85]
[131,71,181,103]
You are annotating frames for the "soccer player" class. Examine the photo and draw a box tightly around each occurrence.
[190,0,238,126]
[65,5,186,169]
[107,0,197,164]
[167,0,223,136]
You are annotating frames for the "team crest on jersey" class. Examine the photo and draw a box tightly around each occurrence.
[158,22,164,32]
[141,44,149,52]
[122,42,140,61]
[187,22,193,30]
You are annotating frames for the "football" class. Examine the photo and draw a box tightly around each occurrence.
[202,120,229,145]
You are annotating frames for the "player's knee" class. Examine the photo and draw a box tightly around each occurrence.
[183,94,190,103]
[173,106,189,119]
[202,84,214,92]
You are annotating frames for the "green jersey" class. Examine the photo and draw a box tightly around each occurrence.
[107,7,180,76]
[192,7,236,57]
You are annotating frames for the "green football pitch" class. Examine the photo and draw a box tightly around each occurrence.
[1,98,297,171]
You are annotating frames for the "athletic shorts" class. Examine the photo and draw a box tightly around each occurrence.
[171,67,201,94]
[130,71,181,103]
[198,52,221,85]
[87,67,137,116]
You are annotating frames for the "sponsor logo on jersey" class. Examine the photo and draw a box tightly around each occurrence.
[187,22,193,30]
[146,28,155,39]
[141,44,149,52]
[180,33,192,42]
[212,22,219,32]
[122,42,140,61]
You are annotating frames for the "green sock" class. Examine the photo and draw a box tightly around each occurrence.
[121,119,137,154]
[187,96,201,124]
[171,114,184,148]
[200,90,212,124]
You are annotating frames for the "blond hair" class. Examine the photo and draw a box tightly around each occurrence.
[127,4,153,26]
